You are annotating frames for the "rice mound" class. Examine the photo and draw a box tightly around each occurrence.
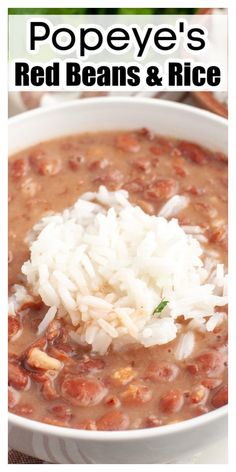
[21,186,227,354]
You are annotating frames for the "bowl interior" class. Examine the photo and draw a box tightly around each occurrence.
[8,97,227,441]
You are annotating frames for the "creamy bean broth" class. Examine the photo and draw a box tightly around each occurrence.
[8,129,228,430]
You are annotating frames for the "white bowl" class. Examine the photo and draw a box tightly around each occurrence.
[8,97,228,464]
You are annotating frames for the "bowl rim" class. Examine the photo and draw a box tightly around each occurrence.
[9,406,227,442]
[8,96,228,441]
[8,95,228,130]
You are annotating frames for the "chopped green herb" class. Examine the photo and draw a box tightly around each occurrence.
[153,299,169,315]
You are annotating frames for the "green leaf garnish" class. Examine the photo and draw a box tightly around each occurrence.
[153,299,169,315]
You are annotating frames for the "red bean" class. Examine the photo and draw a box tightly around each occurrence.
[150,145,163,156]
[61,375,107,407]
[195,351,225,378]
[30,150,62,176]
[30,371,49,384]
[124,179,146,193]
[121,384,152,406]
[49,403,72,421]
[116,133,140,153]
[174,165,187,177]
[185,185,206,196]
[144,361,179,383]
[209,226,227,245]
[42,380,59,401]
[8,316,21,340]
[37,157,62,176]
[68,155,85,170]
[96,410,130,431]
[132,157,151,172]
[8,361,29,390]
[137,127,154,140]
[178,141,207,165]
[93,168,124,188]
[150,137,172,155]
[146,178,178,201]
[76,356,105,373]
[201,378,223,390]
[88,159,109,171]
[13,404,34,417]
[157,136,174,151]
[145,415,163,428]
[186,363,199,375]
[75,419,97,430]
[29,149,46,164]
[104,394,121,408]
[159,389,184,413]
[10,158,29,179]
[211,385,228,408]
[151,158,160,168]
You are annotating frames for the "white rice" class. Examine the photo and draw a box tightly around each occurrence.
[20,186,228,354]
[37,306,57,336]
[206,311,226,332]
[181,225,204,235]
[158,195,189,219]
[8,284,34,316]
[175,331,195,360]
